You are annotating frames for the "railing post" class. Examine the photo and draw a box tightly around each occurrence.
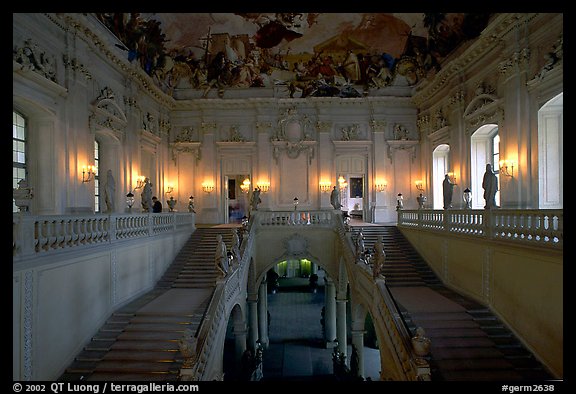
[108,214,117,243]
[484,210,493,239]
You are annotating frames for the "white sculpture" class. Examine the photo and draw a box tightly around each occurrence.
[215,234,229,277]
[141,177,153,212]
[13,178,33,213]
[104,169,116,213]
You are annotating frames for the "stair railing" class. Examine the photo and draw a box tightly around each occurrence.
[334,215,431,381]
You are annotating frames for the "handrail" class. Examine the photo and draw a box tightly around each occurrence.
[187,221,256,381]
[398,209,562,249]
[333,213,428,380]
[12,212,195,262]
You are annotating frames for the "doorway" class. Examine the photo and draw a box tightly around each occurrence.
[224,174,251,224]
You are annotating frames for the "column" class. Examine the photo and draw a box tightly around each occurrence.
[247,295,258,351]
[351,329,365,378]
[234,325,247,369]
[336,298,348,360]
[257,280,269,348]
[324,277,337,348]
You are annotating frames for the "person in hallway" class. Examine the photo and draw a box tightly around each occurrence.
[152,196,162,212]
[482,163,499,209]
[442,173,455,209]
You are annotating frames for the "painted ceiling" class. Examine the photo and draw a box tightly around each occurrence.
[96,13,492,97]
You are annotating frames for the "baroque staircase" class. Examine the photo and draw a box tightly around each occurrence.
[59,227,236,381]
[352,225,554,381]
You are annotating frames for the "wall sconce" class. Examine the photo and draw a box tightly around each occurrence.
[447,172,458,185]
[134,176,146,190]
[126,192,135,211]
[499,160,515,177]
[338,175,348,189]
[165,184,174,194]
[375,180,388,192]
[415,180,425,192]
[82,165,96,183]
[319,181,332,193]
[202,182,215,193]
[240,178,251,193]
[256,181,270,193]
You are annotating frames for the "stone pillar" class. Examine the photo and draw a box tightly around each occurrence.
[336,298,347,360]
[258,280,269,348]
[351,329,365,378]
[234,326,247,368]
[247,295,258,351]
[324,277,337,348]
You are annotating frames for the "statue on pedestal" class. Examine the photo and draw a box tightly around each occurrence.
[13,178,33,213]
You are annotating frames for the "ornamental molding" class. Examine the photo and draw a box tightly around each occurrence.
[170,142,202,166]
[386,140,418,163]
[89,87,127,140]
[13,38,58,84]
[412,13,537,107]
[463,93,504,132]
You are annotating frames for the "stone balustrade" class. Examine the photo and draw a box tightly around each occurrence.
[13,212,195,262]
[398,209,562,249]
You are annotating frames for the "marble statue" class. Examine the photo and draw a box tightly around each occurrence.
[330,186,342,210]
[372,235,386,278]
[442,174,455,209]
[104,169,116,213]
[355,230,365,263]
[482,164,499,209]
[249,187,262,211]
[141,177,153,212]
[13,178,33,213]
[215,234,229,277]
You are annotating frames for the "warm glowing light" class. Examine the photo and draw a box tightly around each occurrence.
[165,183,174,194]
[202,182,215,193]
[415,180,424,192]
[82,165,96,183]
[240,178,251,193]
[498,160,515,177]
[319,181,332,193]
[338,175,348,189]
[256,181,270,193]
[375,180,388,192]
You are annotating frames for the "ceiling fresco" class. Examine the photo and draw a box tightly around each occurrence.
[95,13,491,98]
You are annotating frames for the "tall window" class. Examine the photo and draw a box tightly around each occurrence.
[94,140,100,212]
[13,111,27,213]
[432,144,450,209]
[538,92,563,208]
[470,124,500,208]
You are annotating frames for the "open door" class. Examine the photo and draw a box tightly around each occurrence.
[224,175,250,224]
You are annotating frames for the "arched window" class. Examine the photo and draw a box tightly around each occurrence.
[538,92,563,208]
[94,140,100,212]
[13,111,27,213]
[432,144,450,209]
[470,124,500,208]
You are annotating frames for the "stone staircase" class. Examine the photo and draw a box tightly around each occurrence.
[351,225,554,381]
[59,226,238,381]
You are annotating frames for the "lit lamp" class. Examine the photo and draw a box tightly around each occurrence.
[82,165,96,183]
[240,178,251,193]
[375,180,387,192]
[134,176,146,190]
[293,197,299,211]
[499,160,515,177]
[463,188,472,209]
[126,192,135,211]
[338,175,348,190]
[202,182,215,193]
[396,193,403,210]
[165,183,174,194]
[447,172,458,185]
[415,180,425,192]
[256,181,270,193]
[319,181,332,193]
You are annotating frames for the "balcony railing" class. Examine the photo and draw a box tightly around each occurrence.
[398,209,562,249]
[13,212,195,261]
